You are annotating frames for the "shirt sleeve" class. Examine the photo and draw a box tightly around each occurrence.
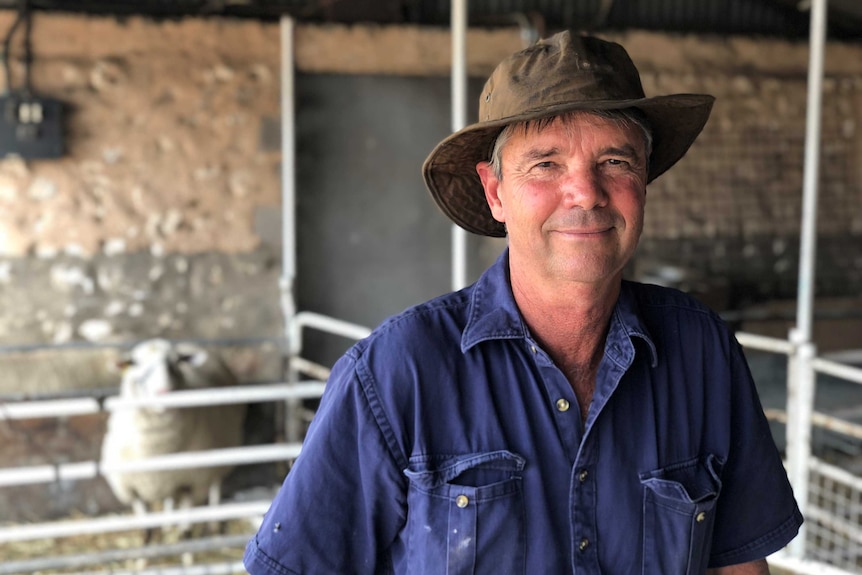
[708,337,804,567]
[243,351,408,575]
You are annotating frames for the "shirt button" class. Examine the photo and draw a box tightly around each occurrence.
[579,538,590,551]
[578,469,589,483]
[696,511,707,523]
[556,398,570,412]
[455,495,469,508]
[530,345,537,354]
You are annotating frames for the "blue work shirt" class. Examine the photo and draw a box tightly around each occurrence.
[244,249,802,574]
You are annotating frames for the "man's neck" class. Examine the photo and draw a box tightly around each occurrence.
[510,265,620,355]
[510,263,621,421]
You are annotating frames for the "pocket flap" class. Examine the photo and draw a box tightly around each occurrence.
[639,453,724,503]
[405,450,526,489]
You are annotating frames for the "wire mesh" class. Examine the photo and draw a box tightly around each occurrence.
[806,458,862,571]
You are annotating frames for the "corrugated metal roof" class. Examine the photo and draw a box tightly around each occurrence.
[419,0,820,39]
[0,0,859,40]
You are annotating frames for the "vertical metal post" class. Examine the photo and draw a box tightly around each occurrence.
[451,0,469,290]
[279,16,301,444]
[787,0,828,559]
[796,0,827,343]
[787,330,817,558]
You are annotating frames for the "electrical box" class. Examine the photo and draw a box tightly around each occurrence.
[0,93,65,159]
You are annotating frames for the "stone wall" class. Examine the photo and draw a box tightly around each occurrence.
[0,13,288,521]
[1,15,860,385]
[633,53,862,307]
[0,14,287,396]
[0,13,861,521]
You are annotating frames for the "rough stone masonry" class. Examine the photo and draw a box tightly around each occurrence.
[0,14,861,521]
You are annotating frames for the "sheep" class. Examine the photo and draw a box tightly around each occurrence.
[100,338,247,552]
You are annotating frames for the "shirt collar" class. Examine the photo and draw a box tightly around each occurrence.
[461,248,659,367]
[611,281,659,368]
[461,249,526,352]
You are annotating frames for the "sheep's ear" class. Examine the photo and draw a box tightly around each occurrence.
[116,358,135,371]
[177,350,208,367]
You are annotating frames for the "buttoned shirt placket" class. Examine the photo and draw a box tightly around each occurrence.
[525,312,640,573]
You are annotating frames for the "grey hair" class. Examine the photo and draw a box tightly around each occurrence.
[488,108,654,180]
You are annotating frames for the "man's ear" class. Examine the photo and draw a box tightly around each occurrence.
[476,161,505,224]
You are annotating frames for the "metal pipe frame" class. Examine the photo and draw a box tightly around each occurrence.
[0,500,269,543]
[787,0,829,558]
[0,443,303,488]
[72,562,247,575]
[0,382,327,421]
[0,534,252,573]
[735,324,862,565]
[769,554,856,575]
[450,0,469,291]
[0,4,852,568]
[288,311,372,358]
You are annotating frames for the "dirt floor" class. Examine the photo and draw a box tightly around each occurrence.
[3,515,254,573]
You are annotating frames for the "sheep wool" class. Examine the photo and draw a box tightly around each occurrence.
[100,339,247,513]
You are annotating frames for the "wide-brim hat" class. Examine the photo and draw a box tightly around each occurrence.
[422,32,715,237]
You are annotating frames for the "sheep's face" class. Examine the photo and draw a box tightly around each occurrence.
[119,339,209,413]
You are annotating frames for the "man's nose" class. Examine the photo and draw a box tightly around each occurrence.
[560,167,608,210]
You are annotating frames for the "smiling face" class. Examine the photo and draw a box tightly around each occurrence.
[476,111,649,291]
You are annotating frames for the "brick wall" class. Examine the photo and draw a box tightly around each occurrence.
[634,63,862,306]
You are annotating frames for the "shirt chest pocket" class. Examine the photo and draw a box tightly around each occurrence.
[639,454,724,575]
[403,450,526,575]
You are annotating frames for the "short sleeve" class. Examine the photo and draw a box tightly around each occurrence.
[707,338,803,567]
[243,351,408,575]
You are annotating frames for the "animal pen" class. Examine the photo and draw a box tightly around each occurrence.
[1,1,862,573]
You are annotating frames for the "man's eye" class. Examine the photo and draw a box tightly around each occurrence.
[606,158,627,166]
[533,161,554,169]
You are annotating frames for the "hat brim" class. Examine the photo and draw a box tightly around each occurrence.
[423,94,715,237]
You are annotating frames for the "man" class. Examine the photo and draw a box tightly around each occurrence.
[244,31,802,574]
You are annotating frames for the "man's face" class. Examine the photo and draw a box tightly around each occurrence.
[476,111,648,288]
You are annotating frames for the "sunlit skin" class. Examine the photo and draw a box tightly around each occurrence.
[476,112,771,575]
[476,112,647,328]
[708,560,770,575]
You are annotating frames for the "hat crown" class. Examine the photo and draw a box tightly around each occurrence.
[422,31,714,238]
[480,33,646,122]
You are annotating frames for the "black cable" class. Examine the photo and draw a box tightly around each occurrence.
[1,1,26,95]
[21,0,32,95]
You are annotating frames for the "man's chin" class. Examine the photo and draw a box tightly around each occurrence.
[546,258,625,287]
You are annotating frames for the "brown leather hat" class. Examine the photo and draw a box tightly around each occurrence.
[422,31,715,237]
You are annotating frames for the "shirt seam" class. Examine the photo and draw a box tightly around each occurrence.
[355,356,410,472]
[244,536,302,575]
[708,507,803,566]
